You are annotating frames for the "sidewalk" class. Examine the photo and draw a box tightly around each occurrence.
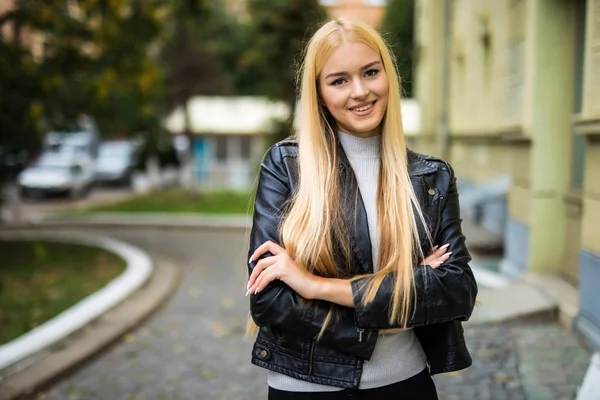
[2,213,593,399]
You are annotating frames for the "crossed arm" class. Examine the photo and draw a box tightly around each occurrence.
[247,146,477,339]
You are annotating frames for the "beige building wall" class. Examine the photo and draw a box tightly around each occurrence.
[415,0,600,348]
[414,0,590,278]
[413,0,443,156]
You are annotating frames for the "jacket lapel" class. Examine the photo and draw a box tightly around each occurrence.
[337,143,374,275]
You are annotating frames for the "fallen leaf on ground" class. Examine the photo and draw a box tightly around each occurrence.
[221,297,234,309]
[123,333,136,343]
[211,321,229,338]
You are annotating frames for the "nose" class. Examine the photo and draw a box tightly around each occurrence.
[350,79,369,99]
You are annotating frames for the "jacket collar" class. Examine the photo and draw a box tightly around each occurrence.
[407,149,438,177]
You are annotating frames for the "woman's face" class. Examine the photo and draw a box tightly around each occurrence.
[318,40,389,138]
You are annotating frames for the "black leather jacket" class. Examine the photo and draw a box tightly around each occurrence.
[247,139,478,389]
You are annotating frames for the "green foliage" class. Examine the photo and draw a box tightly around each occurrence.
[0,37,42,183]
[160,0,237,113]
[0,0,168,172]
[0,0,330,186]
[240,0,327,101]
[380,0,415,98]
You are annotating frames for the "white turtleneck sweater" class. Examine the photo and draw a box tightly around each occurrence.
[267,132,427,391]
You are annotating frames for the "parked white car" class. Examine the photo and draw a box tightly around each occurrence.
[17,155,94,199]
[94,141,138,186]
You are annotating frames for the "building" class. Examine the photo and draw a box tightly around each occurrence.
[414,0,600,350]
[164,95,420,191]
[164,96,290,190]
[319,0,388,28]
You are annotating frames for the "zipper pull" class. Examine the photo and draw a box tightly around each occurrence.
[357,328,364,342]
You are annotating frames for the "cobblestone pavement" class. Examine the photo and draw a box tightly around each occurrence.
[39,227,591,400]
[432,320,591,400]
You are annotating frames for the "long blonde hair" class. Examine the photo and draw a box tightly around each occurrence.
[248,19,431,339]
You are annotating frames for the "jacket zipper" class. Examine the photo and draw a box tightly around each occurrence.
[357,328,364,342]
[308,340,316,376]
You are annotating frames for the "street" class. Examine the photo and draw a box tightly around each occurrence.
[35,227,590,400]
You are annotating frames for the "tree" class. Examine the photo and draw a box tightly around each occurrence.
[159,0,240,188]
[0,35,42,185]
[380,0,415,98]
[242,0,327,140]
[0,0,168,216]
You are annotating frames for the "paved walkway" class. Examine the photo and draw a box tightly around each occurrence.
[34,227,590,400]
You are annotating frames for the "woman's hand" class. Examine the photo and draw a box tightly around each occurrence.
[247,241,319,299]
[420,243,452,269]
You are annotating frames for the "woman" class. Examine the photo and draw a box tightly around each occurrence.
[246,18,477,399]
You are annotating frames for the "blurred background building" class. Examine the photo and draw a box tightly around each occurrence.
[414,0,600,352]
[319,0,387,28]
[165,96,289,189]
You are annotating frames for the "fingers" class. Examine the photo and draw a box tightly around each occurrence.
[247,256,277,291]
[246,264,278,296]
[433,243,450,256]
[249,240,284,263]
[430,250,453,268]
[420,243,452,268]
[253,268,277,295]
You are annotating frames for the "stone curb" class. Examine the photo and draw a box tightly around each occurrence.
[0,256,180,400]
[466,282,558,326]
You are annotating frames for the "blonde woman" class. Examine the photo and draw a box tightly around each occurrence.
[246,18,477,399]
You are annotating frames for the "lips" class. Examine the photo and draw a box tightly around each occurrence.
[348,100,377,118]
[349,101,375,112]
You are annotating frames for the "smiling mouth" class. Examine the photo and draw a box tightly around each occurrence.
[349,101,375,112]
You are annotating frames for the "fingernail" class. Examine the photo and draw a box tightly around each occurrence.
[247,281,251,290]
[249,256,253,264]
[435,261,443,266]
[254,288,259,295]
[440,244,450,250]
[433,245,439,250]
[245,288,252,296]
[442,252,452,258]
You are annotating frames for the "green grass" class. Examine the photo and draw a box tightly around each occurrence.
[80,190,254,214]
[0,241,126,345]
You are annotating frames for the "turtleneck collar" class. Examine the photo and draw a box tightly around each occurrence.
[337,131,381,159]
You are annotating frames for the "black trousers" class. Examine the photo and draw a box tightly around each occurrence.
[268,368,438,400]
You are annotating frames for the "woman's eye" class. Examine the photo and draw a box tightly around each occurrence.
[331,78,346,86]
[365,69,379,77]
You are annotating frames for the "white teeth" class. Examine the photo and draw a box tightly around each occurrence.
[351,103,373,112]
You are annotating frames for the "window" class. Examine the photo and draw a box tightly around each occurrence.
[364,0,387,5]
[240,136,252,160]
[215,136,228,161]
[318,0,338,6]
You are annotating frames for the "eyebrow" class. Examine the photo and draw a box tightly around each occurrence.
[324,61,382,80]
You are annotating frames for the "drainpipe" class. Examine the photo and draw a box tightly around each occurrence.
[437,0,451,161]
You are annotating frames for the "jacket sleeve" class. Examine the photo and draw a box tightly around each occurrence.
[248,145,371,357]
[350,163,478,330]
